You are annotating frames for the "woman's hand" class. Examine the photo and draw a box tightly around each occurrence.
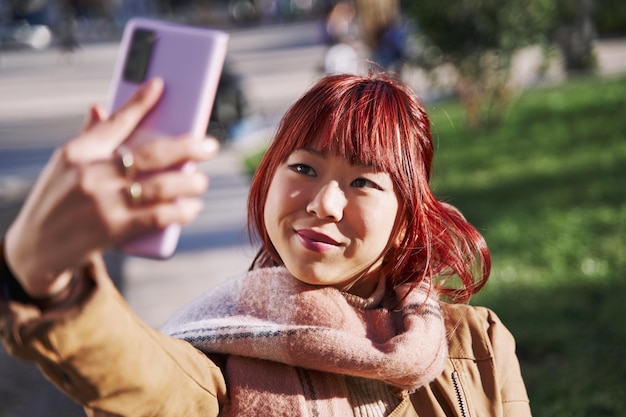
[4,79,219,298]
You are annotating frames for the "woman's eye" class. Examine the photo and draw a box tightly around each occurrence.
[288,163,316,177]
[352,177,379,189]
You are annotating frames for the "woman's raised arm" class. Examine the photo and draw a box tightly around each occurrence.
[3,78,218,301]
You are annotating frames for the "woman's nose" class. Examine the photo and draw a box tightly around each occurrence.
[306,181,346,221]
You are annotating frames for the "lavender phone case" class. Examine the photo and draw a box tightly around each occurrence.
[107,18,228,259]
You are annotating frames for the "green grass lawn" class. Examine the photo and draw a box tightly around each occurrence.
[427,75,626,416]
[242,74,626,415]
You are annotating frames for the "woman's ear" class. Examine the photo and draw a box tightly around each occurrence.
[393,223,407,248]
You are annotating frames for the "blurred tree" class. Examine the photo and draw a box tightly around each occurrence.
[402,0,555,129]
[550,0,596,74]
[594,0,626,36]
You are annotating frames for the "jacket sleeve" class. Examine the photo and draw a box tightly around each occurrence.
[483,307,532,417]
[0,254,227,417]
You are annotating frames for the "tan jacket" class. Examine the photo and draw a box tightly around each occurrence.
[1,256,531,417]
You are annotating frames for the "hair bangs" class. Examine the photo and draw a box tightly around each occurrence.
[298,79,410,178]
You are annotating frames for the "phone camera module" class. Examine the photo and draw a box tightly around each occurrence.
[123,28,156,83]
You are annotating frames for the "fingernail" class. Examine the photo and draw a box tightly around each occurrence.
[185,199,205,217]
[193,172,209,191]
[147,78,164,92]
[200,138,220,155]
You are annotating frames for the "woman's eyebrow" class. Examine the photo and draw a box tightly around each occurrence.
[298,148,381,170]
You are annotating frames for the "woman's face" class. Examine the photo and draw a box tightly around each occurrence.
[264,148,400,296]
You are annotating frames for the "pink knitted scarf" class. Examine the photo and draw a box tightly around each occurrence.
[162,267,447,416]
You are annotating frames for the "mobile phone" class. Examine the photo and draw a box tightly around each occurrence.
[107,18,229,259]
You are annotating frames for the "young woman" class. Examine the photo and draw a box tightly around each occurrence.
[0,73,531,416]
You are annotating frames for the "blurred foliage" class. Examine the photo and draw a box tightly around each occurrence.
[428,74,626,416]
[401,0,555,129]
[399,0,612,128]
[402,0,554,61]
[594,0,626,36]
[551,0,626,38]
[242,147,265,177]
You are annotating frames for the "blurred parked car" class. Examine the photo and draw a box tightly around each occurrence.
[0,21,52,49]
[0,0,53,49]
[208,60,252,142]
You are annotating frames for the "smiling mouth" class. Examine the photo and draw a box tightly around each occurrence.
[297,229,339,245]
[296,229,340,252]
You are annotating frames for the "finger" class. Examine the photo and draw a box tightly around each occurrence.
[64,79,164,164]
[125,199,205,236]
[130,171,209,204]
[131,136,220,173]
[101,78,164,148]
[81,105,109,132]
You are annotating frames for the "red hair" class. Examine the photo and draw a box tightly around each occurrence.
[247,72,490,303]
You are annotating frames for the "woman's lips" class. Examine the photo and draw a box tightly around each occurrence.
[296,229,340,252]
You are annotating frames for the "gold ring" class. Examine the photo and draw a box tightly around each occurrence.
[116,145,136,179]
[128,181,143,206]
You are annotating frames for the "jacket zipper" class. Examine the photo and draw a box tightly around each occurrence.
[451,371,470,417]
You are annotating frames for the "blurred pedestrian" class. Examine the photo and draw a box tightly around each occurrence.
[324,0,357,45]
[372,15,407,73]
[322,1,360,74]
[55,0,80,60]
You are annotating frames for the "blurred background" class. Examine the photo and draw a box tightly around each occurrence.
[1,0,625,416]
